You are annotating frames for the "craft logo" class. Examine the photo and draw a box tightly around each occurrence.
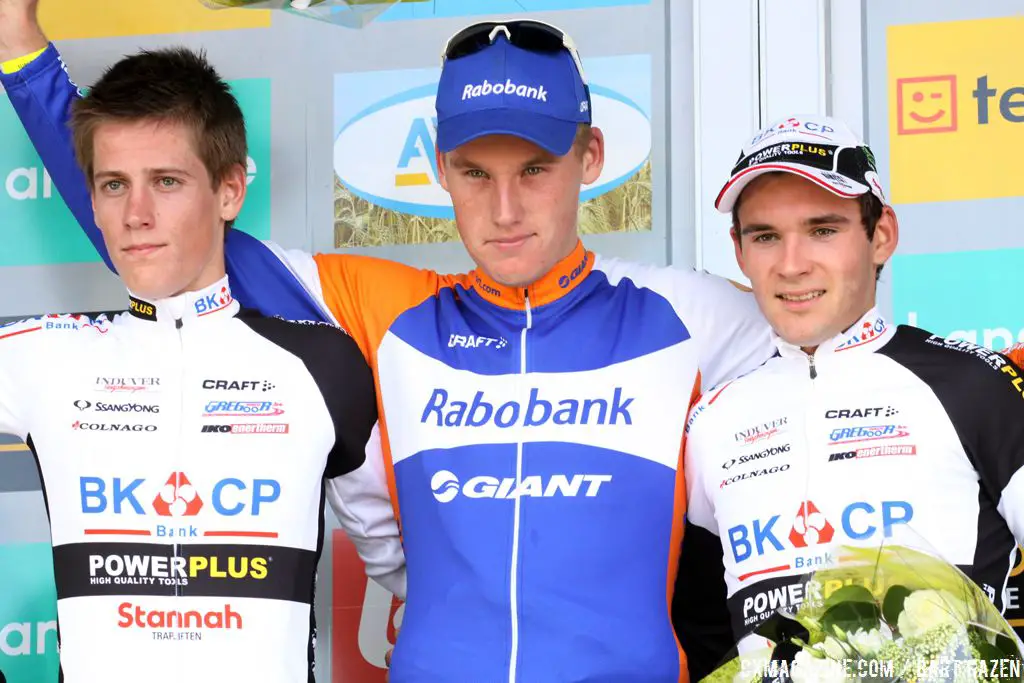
[892,248,1024,351]
[333,55,652,220]
[1,78,271,267]
[888,15,1024,203]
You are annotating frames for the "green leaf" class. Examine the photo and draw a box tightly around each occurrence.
[881,585,912,625]
[995,632,1023,663]
[821,600,881,636]
[824,584,877,611]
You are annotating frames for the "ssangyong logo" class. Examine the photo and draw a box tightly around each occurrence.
[430,470,612,503]
[74,400,160,414]
[421,387,633,428]
[722,444,790,470]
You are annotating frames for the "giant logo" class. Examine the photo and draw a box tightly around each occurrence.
[1,78,271,267]
[888,15,1024,203]
[429,470,612,503]
[332,56,652,221]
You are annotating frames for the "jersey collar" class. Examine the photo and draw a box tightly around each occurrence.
[467,240,594,310]
[126,275,240,327]
[774,307,895,360]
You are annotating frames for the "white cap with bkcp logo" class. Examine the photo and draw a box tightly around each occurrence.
[714,114,887,213]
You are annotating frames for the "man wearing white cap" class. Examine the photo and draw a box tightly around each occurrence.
[674,114,1024,675]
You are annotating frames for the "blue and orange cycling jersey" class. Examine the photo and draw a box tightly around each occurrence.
[2,44,776,682]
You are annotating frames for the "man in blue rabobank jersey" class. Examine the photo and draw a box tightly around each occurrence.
[0,3,778,679]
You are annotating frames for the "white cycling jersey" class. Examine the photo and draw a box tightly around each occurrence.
[0,277,404,683]
[675,308,1024,675]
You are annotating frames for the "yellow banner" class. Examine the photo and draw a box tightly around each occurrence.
[39,0,270,40]
[887,15,1023,205]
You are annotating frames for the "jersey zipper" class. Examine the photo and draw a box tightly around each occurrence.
[801,352,818,536]
[174,317,185,601]
[507,290,532,683]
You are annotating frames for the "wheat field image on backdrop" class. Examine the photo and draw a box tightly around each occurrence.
[333,160,653,248]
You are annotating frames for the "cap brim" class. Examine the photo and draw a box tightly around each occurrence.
[714,163,872,213]
[436,108,578,156]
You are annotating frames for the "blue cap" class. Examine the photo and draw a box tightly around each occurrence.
[435,35,592,156]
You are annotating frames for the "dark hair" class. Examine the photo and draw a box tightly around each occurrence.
[731,173,887,279]
[70,47,247,230]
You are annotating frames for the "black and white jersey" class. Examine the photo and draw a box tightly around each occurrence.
[0,276,404,683]
[674,308,1024,679]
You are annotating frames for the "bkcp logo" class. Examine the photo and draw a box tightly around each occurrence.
[887,15,1024,203]
[79,473,280,539]
[1,78,270,267]
[728,500,913,572]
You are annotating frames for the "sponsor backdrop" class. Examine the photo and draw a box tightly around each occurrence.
[332,54,652,246]
[0,1,663,681]
[865,0,1024,629]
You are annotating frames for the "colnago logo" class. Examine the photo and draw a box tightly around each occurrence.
[421,387,634,428]
[203,401,285,417]
[461,78,548,102]
[430,470,612,503]
[728,500,913,568]
[72,421,156,432]
[720,464,790,489]
[88,554,268,586]
[118,602,243,631]
[722,444,790,470]
[74,399,160,414]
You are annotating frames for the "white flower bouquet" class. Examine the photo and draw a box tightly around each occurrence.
[196,0,401,28]
[703,541,1022,682]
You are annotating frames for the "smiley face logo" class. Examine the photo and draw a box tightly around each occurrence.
[897,75,958,134]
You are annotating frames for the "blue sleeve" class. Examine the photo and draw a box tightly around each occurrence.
[0,43,113,271]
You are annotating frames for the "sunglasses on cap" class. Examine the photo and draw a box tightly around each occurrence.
[731,141,878,187]
[441,19,588,85]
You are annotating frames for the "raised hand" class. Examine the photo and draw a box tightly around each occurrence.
[0,0,46,64]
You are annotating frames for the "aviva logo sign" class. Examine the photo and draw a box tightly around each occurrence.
[333,57,652,220]
[0,79,272,267]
